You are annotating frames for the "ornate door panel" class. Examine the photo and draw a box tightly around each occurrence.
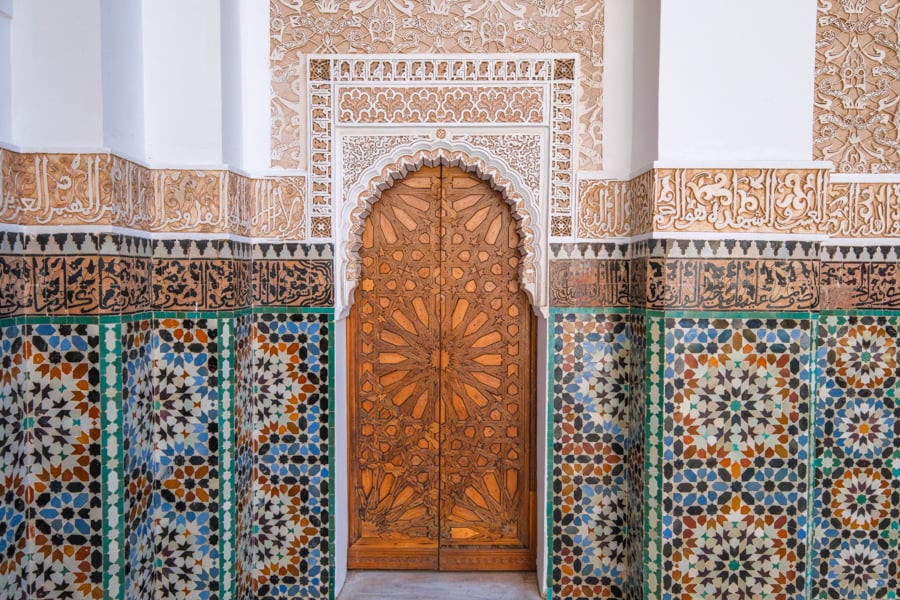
[349,166,535,571]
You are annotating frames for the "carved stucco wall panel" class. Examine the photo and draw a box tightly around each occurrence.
[270,0,603,170]
[815,0,900,173]
[313,56,575,244]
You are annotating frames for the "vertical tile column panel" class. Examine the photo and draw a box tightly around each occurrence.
[0,317,26,600]
[625,310,646,600]
[233,311,255,600]
[812,312,900,599]
[252,311,332,600]
[657,314,812,598]
[152,314,221,599]
[27,316,103,599]
[121,316,156,600]
[549,309,632,600]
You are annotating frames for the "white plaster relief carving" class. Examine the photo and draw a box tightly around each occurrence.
[816,0,900,172]
[341,135,429,200]
[270,0,604,170]
[308,55,576,240]
[336,86,546,124]
[337,142,548,318]
[453,134,543,193]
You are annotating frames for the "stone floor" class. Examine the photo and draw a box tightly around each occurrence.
[337,570,543,600]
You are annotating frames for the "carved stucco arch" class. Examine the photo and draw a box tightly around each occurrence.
[335,142,548,318]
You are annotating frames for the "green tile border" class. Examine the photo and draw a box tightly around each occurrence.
[100,320,124,600]
[546,315,556,600]
[326,312,336,600]
[218,313,237,600]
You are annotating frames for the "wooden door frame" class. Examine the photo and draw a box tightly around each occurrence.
[332,152,553,595]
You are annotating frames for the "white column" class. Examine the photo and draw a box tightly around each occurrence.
[101,0,145,159]
[142,0,223,167]
[657,0,818,162]
[631,0,661,172]
[220,0,270,173]
[0,3,12,144]
[7,0,103,150]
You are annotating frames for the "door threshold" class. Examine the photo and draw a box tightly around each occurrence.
[337,570,542,600]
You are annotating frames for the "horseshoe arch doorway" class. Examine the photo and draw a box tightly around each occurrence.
[347,165,537,571]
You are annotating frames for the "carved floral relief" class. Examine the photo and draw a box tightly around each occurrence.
[270,0,604,170]
[815,0,900,172]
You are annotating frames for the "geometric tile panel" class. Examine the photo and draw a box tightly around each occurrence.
[152,317,221,600]
[121,317,156,600]
[27,320,103,599]
[813,314,900,600]
[0,322,25,600]
[625,312,645,600]
[551,310,633,600]
[662,316,812,600]
[252,312,331,600]
[233,312,255,600]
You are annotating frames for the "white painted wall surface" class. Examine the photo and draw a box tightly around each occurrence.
[631,0,661,172]
[657,0,817,162]
[143,0,223,166]
[599,0,634,178]
[101,0,145,159]
[220,0,270,173]
[0,12,12,144]
[9,0,103,150]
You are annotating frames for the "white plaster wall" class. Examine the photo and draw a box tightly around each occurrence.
[142,0,223,166]
[101,0,145,159]
[631,0,661,171]
[0,10,11,144]
[599,0,635,178]
[657,0,817,162]
[220,0,270,173]
[9,0,103,150]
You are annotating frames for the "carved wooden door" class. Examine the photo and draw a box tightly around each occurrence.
[348,166,536,571]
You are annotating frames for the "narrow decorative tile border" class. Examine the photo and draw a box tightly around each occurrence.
[100,318,124,600]
[0,148,307,239]
[219,315,236,600]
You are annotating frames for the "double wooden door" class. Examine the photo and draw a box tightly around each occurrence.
[348,166,536,571]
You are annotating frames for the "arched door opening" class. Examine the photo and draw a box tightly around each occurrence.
[347,165,537,571]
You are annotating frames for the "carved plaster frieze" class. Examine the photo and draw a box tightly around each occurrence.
[337,142,547,318]
[826,181,900,237]
[654,168,829,234]
[270,0,604,169]
[0,149,308,239]
[337,86,546,124]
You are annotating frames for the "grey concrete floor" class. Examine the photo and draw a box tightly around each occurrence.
[337,570,543,600]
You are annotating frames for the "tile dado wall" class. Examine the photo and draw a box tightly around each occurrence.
[0,225,336,600]
[549,240,900,600]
